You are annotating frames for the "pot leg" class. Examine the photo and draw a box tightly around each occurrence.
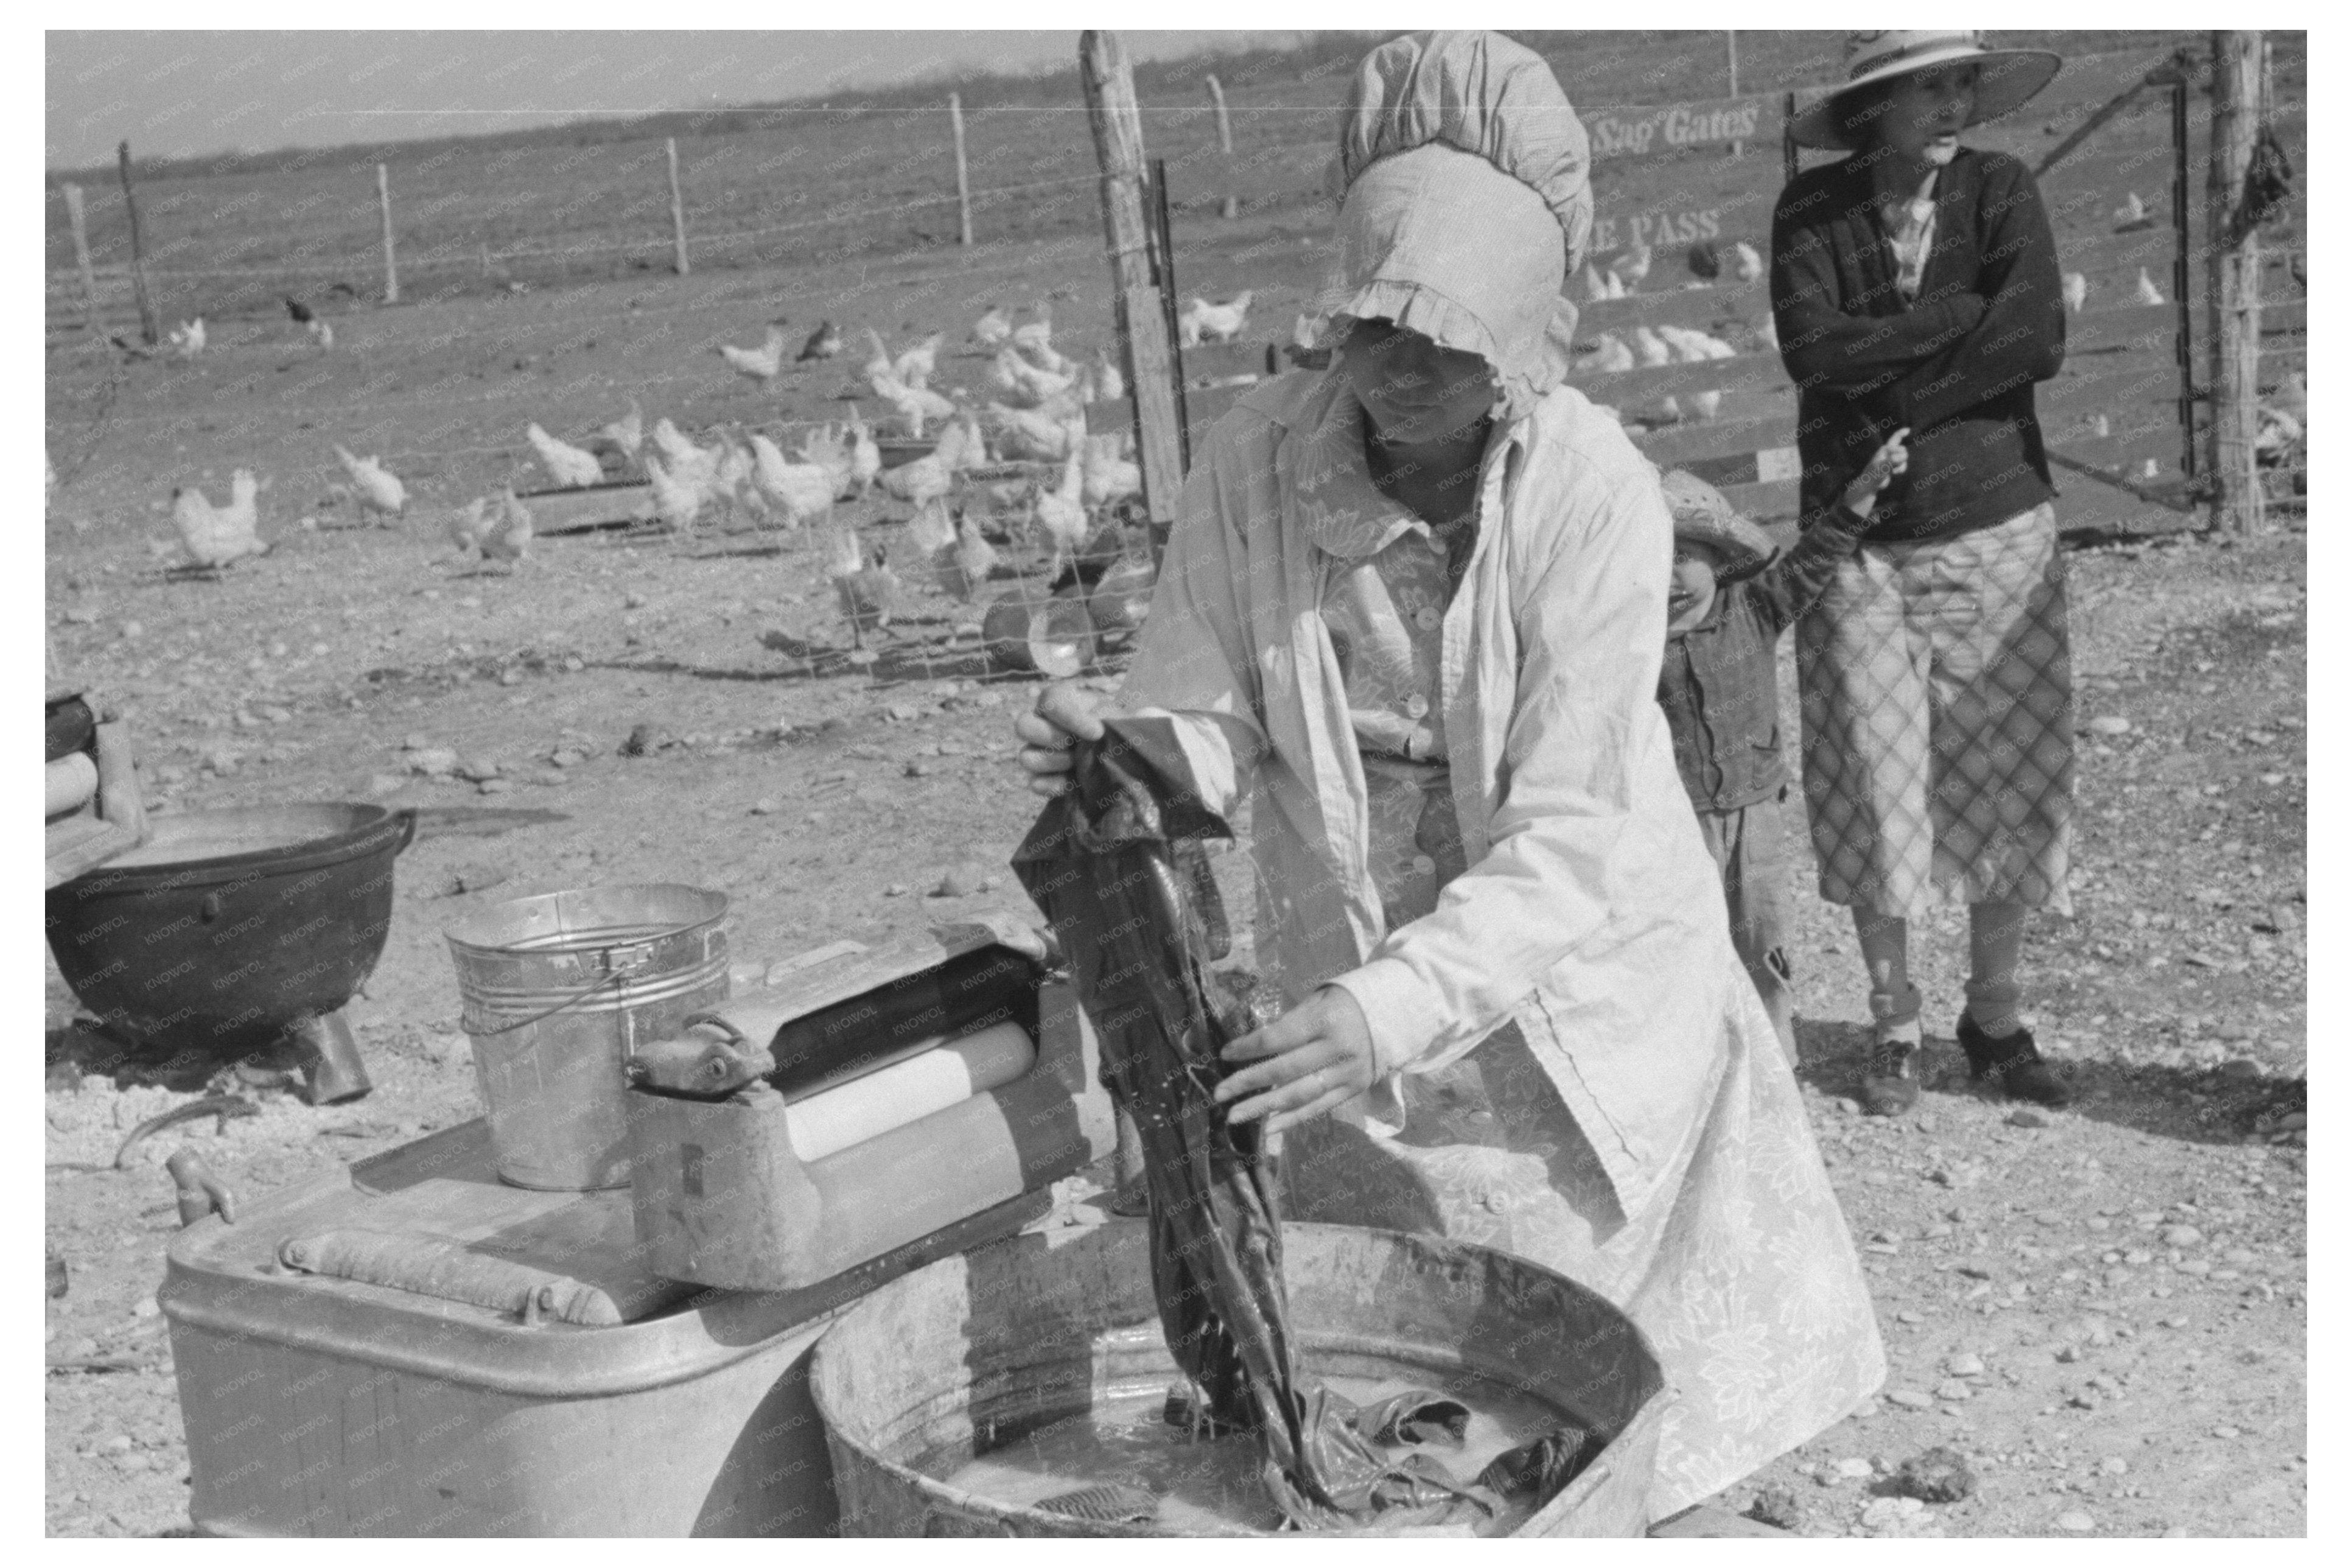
[295,1010,373,1106]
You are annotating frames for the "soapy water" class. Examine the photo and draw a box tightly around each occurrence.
[937,1368,1570,1536]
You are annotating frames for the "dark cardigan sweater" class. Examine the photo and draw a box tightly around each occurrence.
[1770,147,2067,544]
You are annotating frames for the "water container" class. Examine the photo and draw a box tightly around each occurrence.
[444,885,728,1190]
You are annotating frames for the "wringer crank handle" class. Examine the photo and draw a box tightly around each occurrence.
[166,1147,239,1227]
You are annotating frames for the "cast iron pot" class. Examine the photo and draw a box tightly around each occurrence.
[46,803,416,1069]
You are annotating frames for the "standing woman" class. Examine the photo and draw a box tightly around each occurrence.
[1020,32,1884,1522]
[1773,32,2076,1116]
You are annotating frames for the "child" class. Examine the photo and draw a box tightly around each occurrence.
[1656,429,1911,1061]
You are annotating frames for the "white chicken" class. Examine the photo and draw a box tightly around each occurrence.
[971,304,1013,347]
[893,332,945,391]
[2134,268,2166,307]
[1610,242,1653,293]
[869,369,957,437]
[168,318,206,359]
[1581,263,1614,304]
[749,433,835,530]
[1035,431,1091,581]
[1009,303,1054,360]
[861,329,896,385]
[797,424,855,503]
[1081,433,1141,509]
[989,402,1080,463]
[1755,313,1779,352]
[2062,271,2089,314]
[903,496,961,595]
[447,497,489,558]
[1177,290,1255,348]
[878,420,967,510]
[1579,332,1636,375]
[2113,191,2151,230]
[332,446,407,523]
[713,430,768,526]
[1632,326,1674,368]
[643,455,704,533]
[827,525,897,651]
[172,470,267,572]
[1092,347,1125,404]
[651,418,721,501]
[600,398,645,461]
[478,489,533,565]
[847,410,882,498]
[718,323,789,385]
[1690,390,1723,421]
[1657,325,1738,362]
[1732,241,1764,284]
[991,347,1076,410]
[942,507,999,603]
[526,422,604,489]
[1014,336,1076,377]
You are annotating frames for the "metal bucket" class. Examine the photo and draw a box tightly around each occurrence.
[810,1221,1670,1537]
[444,885,729,1191]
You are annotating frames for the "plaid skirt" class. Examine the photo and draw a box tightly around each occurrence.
[1796,502,2074,917]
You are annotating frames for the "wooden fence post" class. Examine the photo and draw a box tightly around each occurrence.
[666,137,690,276]
[1781,91,1800,187]
[949,93,973,247]
[116,141,159,346]
[2205,30,2263,533]
[1206,73,1237,218]
[376,163,399,304]
[1080,30,1186,563]
[1726,33,1742,158]
[62,183,101,335]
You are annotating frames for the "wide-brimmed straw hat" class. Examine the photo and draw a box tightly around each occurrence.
[1789,31,2063,152]
[1661,469,1774,578]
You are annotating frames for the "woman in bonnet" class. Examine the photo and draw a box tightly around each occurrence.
[1018,32,1883,1517]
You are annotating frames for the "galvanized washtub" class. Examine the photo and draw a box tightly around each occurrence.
[810,1220,1670,1537]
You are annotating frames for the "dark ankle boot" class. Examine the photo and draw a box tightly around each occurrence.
[1956,1012,2071,1108]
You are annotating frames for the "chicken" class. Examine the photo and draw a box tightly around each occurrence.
[1009,302,1054,360]
[332,446,407,522]
[971,304,1013,348]
[797,424,855,502]
[2062,271,2089,314]
[992,346,1076,409]
[861,328,895,384]
[1632,326,1673,368]
[1081,433,1141,509]
[446,497,489,557]
[796,321,842,363]
[988,402,1080,463]
[1177,290,1254,347]
[1690,390,1723,421]
[713,429,769,525]
[168,317,206,359]
[902,496,961,595]
[1014,337,1076,377]
[285,296,333,349]
[526,422,604,489]
[1685,240,1720,281]
[651,418,721,499]
[878,421,967,509]
[1755,313,1779,352]
[1092,347,1125,404]
[1578,332,1636,375]
[599,398,644,461]
[1656,324,1737,362]
[718,323,790,385]
[750,433,836,530]
[2113,191,2152,231]
[172,470,267,572]
[1610,242,1653,293]
[869,369,957,437]
[847,410,882,497]
[894,332,945,391]
[643,455,704,533]
[480,488,533,564]
[1035,432,1090,581]
[1732,241,1765,284]
[943,506,999,603]
[2135,267,2166,307]
[827,525,898,650]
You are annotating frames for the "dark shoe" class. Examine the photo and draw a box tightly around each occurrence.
[1957,1013,2071,1108]
[1859,1037,1920,1116]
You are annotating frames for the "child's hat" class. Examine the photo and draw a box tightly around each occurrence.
[1661,468,1775,577]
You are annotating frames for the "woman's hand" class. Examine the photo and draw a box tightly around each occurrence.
[1841,426,1911,517]
[1012,681,1111,797]
[1214,986,1377,1134]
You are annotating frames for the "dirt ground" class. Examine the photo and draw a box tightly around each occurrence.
[43,210,2305,1538]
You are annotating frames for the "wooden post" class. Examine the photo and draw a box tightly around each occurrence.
[376,163,399,304]
[115,141,159,346]
[1726,33,1743,158]
[949,93,973,247]
[1206,73,1237,219]
[665,136,690,276]
[2205,31,2264,533]
[1782,91,1800,187]
[1080,31,1186,562]
[62,183,101,334]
